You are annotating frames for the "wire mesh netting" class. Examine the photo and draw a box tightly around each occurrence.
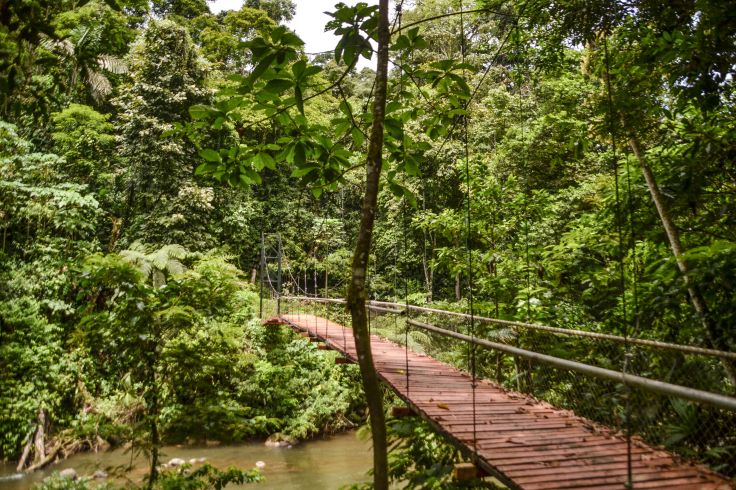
[398,308,736,478]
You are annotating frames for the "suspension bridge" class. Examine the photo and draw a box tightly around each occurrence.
[257,228,735,490]
[262,298,735,489]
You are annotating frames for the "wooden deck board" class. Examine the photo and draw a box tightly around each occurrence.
[273,314,733,490]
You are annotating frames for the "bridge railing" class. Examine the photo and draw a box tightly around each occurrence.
[402,304,736,478]
[269,295,736,478]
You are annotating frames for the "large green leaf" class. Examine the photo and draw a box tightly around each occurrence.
[199,149,221,163]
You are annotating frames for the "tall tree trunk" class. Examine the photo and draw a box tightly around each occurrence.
[346,2,390,489]
[629,137,736,385]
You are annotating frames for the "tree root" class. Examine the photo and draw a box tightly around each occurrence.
[24,443,61,473]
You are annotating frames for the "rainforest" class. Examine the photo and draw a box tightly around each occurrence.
[1,0,735,489]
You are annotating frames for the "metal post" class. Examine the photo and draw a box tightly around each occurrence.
[259,231,265,319]
[276,234,282,316]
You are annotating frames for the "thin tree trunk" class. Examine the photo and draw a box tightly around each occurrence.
[422,190,433,303]
[629,137,736,385]
[118,180,137,243]
[33,409,46,462]
[346,2,390,488]
[16,427,35,472]
[108,216,121,252]
[422,237,431,301]
[147,369,160,489]
[455,271,462,301]
[24,444,61,473]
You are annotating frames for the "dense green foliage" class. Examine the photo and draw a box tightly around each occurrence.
[0,1,365,486]
[1,0,736,487]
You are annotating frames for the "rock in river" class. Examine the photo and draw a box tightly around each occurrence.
[59,468,78,480]
[93,469,108,479]
[167,458,186,467]
[265,433,297,448]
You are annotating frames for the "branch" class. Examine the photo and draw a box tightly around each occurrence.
[387,57,433,105]
[430,24,515,158]
[391,7,519,36]
[337,83,369,141]
[239,57,360,133]
[309,162,366,191]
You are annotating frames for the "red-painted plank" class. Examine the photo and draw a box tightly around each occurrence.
[274,315,733,490]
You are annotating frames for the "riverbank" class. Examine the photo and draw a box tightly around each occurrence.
[0,432,371,489]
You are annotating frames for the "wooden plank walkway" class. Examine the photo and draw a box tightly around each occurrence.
[272,314,733,490]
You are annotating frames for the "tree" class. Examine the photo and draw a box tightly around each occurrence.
[489,0,736,381]
[51,104,115,186]
[0,121,99,465]
[191,6,276,73]
[186,1,482,486]
[345,1,391,488]
[113,19,211,249]
[152,0,210,19]
[244,0,296,23]
[49,0,132,105]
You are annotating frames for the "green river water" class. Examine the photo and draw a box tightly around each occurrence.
[0,432,372,489]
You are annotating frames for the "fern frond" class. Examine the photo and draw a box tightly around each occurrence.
[161,244,188,259]
[485,327,516,342]
[127,241,149,253]
[155,305,197,325]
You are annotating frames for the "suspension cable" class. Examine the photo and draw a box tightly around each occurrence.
[511,19,525,394]
[403,208,411,397]
[396,3,411,398]
[603,35,634,489]
[513,24,531,323]
[459,1,478,460]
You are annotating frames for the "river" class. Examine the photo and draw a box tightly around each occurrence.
[0,432,372,489]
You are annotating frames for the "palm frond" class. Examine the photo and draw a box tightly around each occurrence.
[152,269,166,288]
[166,260,185,276]
[39,33,74,57]
[97,54,128,75]
[86,68,112,102]
[120,249,153,278]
